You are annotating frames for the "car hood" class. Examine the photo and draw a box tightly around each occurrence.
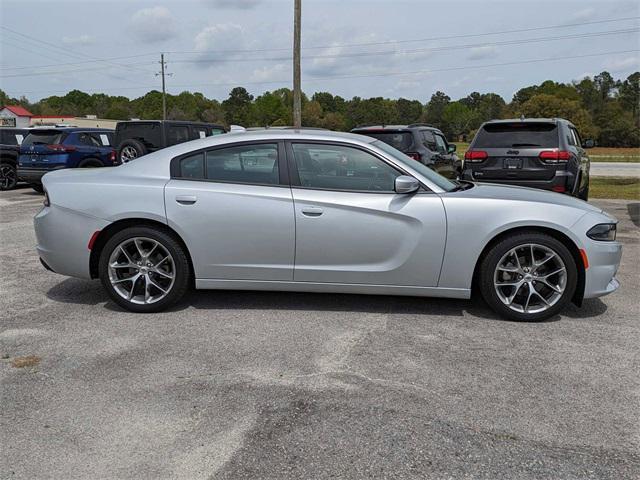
[453,182,603,214]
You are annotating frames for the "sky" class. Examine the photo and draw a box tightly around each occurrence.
[0,0,639,104]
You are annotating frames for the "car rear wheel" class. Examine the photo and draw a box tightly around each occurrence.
[0,162,17,190]
[31,184,44,193]
[118,139,147,163]
[479,232,577,321]
[99,227,191,313]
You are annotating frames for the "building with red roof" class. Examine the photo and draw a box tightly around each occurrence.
[0,105,34,128]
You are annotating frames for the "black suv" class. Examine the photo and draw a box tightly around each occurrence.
[461,118,593,199]
[115,120,226,163]
[0,128,29,190]
[351,124,461,179]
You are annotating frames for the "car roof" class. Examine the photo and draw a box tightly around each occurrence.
[352,124,441,132]
[27,127,114,133]
[483,118,573,126]
[116,120,225,127]
[229,128,377,143]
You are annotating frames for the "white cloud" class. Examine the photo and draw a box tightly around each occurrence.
[61,34,95,46]
[569,7,596,22]
[129,6,177,43]
[466,46,499,61]
[603,56,640,72]
[252,63,289,83]
[206,0,261,9]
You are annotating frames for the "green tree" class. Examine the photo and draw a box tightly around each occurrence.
[222,87,254,126]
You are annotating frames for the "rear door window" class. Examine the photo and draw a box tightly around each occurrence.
[421,130,436,150]
[167,125,191,146]
[474,123,559,148]
[206,143,279,185]
[434,134,448,154]
[76,132,102,147]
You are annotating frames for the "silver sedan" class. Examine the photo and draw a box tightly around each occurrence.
[34,129,621,321]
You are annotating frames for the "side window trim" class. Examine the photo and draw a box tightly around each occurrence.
[170,140,289,187]
[285,139,431,193]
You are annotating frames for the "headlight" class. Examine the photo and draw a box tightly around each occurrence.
[43,190,50,207]
[587,223,616,241]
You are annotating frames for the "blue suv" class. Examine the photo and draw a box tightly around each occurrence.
[18,127,117,192]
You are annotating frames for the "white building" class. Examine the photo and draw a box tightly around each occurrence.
[0,105,33,128]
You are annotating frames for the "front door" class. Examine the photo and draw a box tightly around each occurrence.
[165,141,295,281]
[288,142,447,287]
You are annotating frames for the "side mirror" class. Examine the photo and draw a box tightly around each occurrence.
[395,175,420,194]
[582,139,595,149]
[447,144,457,154]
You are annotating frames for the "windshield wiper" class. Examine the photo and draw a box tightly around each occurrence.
[450,180,473,192]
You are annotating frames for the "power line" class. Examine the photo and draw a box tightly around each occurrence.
[0,53,158,71]
[169,27,640,64]
[0,62,158,78]
[5,49,637,97]
[165,15,640,55]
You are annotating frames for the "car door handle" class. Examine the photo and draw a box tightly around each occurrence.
[301,207,323,217]
[176,195,197,205]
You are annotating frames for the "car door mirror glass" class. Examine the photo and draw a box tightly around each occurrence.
[395,175,420,194]
[447,144,457,154]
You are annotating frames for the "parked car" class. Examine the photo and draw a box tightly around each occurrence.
[17,127,117,193]
[35,129,621,321]
[0,127,29,190]
[461,118,593,199]
[351,124,461,179]
[115,120,226,163]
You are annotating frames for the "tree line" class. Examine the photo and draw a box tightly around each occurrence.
[1,71,638,146]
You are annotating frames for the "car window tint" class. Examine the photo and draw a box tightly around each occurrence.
[167,125,190,146]
[211,128,225,135]
[434,134,448,154]
[292,143,400,192]
[76,133,101,147]
[571,128,582,146]
[205,143,279,185]
[118,123,162,149]
[421,131,436,150]
[22,131,64,146]
[92,133,111,146]
[355,131,413,151]
[474,123,559,148]
[179,152,205,179]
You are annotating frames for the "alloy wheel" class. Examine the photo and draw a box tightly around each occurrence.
[493,243,567,314]
[120,146,138,163]
[0,164,17,190]
[107,237,175,305]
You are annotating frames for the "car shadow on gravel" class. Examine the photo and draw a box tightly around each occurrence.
[46,277,606,323]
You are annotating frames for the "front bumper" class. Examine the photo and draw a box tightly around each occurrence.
[583,239,622,299]
[35,204,109,279]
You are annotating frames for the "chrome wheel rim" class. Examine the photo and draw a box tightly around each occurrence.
[108,237,175,305]
[494,243,567,314]
[120,146,138,163]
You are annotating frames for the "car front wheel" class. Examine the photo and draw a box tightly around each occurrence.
[479,232,577,321]
[99,227,191,313]
[0,162,17,190]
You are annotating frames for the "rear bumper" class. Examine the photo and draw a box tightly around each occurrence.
[461,168,576,192]
[18,167,64,184]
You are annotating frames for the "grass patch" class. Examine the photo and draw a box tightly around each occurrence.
[11,355,41,368]
[590,177,640,200]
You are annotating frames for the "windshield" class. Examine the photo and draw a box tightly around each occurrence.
[474,122,559,148]
[371,140,457,192]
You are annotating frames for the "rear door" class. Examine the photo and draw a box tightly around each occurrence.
[432,131,457,178]
[288,141,446,287]
[469,122,560,182]
[164,140,295,281]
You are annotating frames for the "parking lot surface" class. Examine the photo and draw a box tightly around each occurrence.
[1,187,639,479]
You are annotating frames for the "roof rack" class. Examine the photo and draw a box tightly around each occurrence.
[407,123,436,128]
[354,124,386,128]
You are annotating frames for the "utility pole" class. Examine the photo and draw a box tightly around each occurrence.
[293,0,302,128]
[156,53,172,120]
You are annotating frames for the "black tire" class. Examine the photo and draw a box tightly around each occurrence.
[98,226,191,313]
[478,232,577,322]
[118,139,147,163]
[0,162,18,191]
[78,158,103,168]
[31,184,44,193]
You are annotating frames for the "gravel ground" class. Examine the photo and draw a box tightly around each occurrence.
[1,187,639,480]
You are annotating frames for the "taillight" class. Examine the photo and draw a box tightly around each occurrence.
[464,150,488,162]
[109,149,119,164]
[406,152,421,161]
[46,144,76,153]
[539,150,570,163]
[552,185,566,193]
